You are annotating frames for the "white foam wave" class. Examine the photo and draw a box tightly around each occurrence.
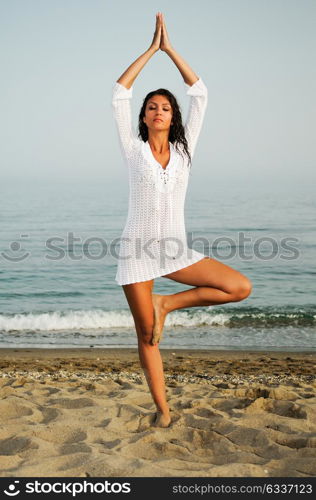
[0,308,230,332]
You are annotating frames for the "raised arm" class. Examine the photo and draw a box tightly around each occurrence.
[159,12,199,86]
[159,13,208,158]
[112,13,162,162]
[116,13,162,89]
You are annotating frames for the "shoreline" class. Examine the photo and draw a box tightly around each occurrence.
[1,347,315,384]
[2,347,315,355]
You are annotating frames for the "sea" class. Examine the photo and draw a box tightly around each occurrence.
[1,178,315,351]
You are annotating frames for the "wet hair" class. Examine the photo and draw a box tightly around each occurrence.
[138,88,192,167]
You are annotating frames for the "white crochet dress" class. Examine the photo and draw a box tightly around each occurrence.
[112,77,208,285]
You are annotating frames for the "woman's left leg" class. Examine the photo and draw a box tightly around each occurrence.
[122,279,171,427]
[151,256,252,344]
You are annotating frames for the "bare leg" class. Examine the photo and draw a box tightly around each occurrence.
[122,280,171,427]
[137,334,171,426]
[152,257,252,344]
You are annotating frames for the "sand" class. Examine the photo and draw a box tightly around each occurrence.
[0,348,315,478]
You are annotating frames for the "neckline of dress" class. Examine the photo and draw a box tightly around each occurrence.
[145,140,173,171]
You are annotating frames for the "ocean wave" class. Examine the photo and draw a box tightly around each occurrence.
[0,306,315,332]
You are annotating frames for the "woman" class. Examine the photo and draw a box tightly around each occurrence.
[112,12,252,428]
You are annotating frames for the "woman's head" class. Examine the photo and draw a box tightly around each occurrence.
[138,88,191,166]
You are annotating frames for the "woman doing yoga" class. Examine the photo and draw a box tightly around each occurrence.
[112,12,252,427]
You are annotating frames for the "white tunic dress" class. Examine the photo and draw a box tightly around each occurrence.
[112,77,208,285]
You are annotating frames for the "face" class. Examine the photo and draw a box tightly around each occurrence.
[143,95,173,132]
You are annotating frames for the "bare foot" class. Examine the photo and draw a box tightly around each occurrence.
[154,411,171,428]
[151,293,168,345]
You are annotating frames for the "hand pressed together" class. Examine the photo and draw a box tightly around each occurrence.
[159,12,172,52]
[149,12,173,53]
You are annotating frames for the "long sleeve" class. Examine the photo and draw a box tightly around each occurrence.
[112,81,138,162]
[183,77,208,159]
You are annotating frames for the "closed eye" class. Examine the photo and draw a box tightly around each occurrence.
[149,107,170,111]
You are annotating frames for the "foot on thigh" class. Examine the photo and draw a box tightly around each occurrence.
[151,294,168,345]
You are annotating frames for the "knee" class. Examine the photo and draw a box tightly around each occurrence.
[230,278,253,302]
[136,322,154,345]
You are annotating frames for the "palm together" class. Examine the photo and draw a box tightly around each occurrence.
[151,12,172,52]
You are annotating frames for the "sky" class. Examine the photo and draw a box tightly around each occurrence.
[1,0,315,187]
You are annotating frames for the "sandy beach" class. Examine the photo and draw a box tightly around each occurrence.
[0,348,315,478]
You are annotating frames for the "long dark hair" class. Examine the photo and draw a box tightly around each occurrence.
[138,88,191,167]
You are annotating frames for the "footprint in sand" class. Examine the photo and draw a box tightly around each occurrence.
[213,383,230,389]
[173,399,193,410]
[94,438,121,449]
[298,391,315,399]
[107,391,127,399]
[47,398,95,409]
[230,387,270,399]
[0,401,33,421]
[96,418,112,428]
[40,387,61,396]
[59,443,92,455]
[274,436,309,449]
[261,400,307,419]
[39,407,60,424]
[227,427,271,449]
[35,426,87,444]
[183,413,214,431]
[115,380,138,390]
[169,387,183,395]
[195,407,218,418]
[117,404,142,418]
[137,402,153,410]
[0,436,34,456]
[211,398,253,412]
[265,422,296,434]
